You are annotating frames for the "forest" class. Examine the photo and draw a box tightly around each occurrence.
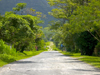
[47,0,100,56]
[0,0,100,68]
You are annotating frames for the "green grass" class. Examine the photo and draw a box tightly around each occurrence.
[16,50,44,60]
[0,59,8,67]
[61,51,100,69]
[0,50,44,67]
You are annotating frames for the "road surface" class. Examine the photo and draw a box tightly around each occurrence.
[0,51,100,75]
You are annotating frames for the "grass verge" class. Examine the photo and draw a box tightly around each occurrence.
[0,50,44,67]
[61,51,100,69]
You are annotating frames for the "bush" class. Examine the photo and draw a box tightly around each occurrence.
[0,39,16,56]
[25,42,36,51]
[95,42,100,56]
[53,47,60,51]
[74,46,80,53]
[0,54,16,63]
[0,39,6,54]
[36,39,45,50]
[75,31,97,56]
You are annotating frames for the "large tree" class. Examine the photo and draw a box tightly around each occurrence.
[47,0,99,55]
[68,0,100,42]
[0,11,43,52]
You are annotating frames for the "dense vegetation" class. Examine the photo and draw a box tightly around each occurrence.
[0,3,48,67]
[47,0,100,56]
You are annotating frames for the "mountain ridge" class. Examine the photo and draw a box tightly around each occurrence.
[0,0,55,27]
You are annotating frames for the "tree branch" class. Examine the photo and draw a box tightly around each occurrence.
[87,30,100,42]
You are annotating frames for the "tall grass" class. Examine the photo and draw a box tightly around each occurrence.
[0,40,47,67]
[0,40,16,64]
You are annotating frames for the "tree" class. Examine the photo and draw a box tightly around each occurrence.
[47,0,99,54]
[68,0,100,42]
[13,3,27,15]
[75,31,97,56]
[0,2,46,52]
[0,11,43,52]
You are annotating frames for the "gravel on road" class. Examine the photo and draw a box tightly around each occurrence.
[0,51,100,75]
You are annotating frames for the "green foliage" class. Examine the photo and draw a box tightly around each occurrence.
[35,38,45,50]
[0,54,16,63]
[47,0,100,56]
[42,27,55,42]
[16,3,27,9]
[49,42,59,51]
[45,41,51,46]
[53,47,59,51]
[0,40,46,67]
[13,3,27,14]
[0,39,16,64]
[47,0,77,19]
[0,9,43,52]
[67,0,100,42]
[25,42,36,51]
[75,31,97,56]
[0,39,16,55]
[0,50,45,67]
[45,41,59,51]
[0,40,5,54]
[95,42,100,56]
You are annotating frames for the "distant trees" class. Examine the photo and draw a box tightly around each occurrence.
[47,0,100,56]
[13,3,27,15]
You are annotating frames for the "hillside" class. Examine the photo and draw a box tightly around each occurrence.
[0,0,55,27]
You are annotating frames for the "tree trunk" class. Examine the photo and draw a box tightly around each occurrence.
[81,50,84,55]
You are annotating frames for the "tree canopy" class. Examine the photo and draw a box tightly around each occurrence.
[47,0,100,55]
[0,3,45,52]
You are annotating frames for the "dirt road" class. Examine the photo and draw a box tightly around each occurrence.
[0,51,100,75]
[47,42,54,51]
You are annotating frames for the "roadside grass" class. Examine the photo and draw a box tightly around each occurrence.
[0,59,8,67]
[61,51,100,69]
[0,50,44,67]
[16,50,44,60]
[0,41,49,67]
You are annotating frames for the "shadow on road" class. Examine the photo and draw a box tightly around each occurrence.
[57,54,72,57]
[64,61,84,63]
[73,69,100,72]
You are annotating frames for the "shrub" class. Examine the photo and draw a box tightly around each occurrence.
[25,42,36,51]
[0,39,6,54]
[75,31,97,56]
[0,54,16,63]
[95,42,100,56]
[36,39,45,50]
[0,39,16,56]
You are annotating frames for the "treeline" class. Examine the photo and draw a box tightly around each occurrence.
[47,0,100,56]
[0,3,47,63]
[0,0,55,27]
